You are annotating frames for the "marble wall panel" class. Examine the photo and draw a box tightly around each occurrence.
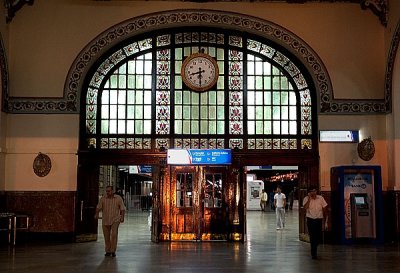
[5,191,76,233]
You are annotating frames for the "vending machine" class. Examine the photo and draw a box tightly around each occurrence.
[330,165,383,244]
[246,180,264,210]
[350,193,375,238]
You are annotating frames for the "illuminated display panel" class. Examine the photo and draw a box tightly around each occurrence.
[355,196,365,205]
[167,149,232,165]
[319,130,359,143]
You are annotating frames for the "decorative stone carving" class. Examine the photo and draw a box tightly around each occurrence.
[357,137,375,161]
[361,0,388,27]
[33,152,52,177]
[4,0,34,23]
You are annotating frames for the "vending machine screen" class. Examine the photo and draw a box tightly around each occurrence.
[355,196,365,205]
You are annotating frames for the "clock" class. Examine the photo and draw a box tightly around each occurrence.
[181,53,219,92]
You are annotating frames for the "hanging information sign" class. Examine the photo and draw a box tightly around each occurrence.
[319,130,359,143]
[167,149,232,165]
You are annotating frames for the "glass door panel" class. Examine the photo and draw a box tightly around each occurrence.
[176,173,193,208]
[171,166,197,240]
[204,174,222,208]
[202,167,227,241]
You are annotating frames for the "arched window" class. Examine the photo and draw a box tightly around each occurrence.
[85,28,314,151]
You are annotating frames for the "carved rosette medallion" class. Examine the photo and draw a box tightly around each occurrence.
[357,137,375,161]
[33,152,52,177]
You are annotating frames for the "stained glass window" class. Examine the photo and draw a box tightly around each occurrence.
[176,173,193,207]
[101,53,152,137]
[156,49,171,135]
[84,30,315,151]
[247,55,297,136]
[174,46,225,135]
[204,174,223,208]
[228,49,243,136]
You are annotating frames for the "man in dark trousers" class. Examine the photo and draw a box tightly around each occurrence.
[303,186,328,260]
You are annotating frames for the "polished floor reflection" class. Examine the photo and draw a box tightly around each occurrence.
[1,209,400,273]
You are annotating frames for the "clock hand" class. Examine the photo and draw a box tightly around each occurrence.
[188,67,206,86]
[190,69,205,76]
[197,67,204,86]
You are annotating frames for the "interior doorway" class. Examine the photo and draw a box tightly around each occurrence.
[97,165,154,212]
[246,166,299,212]
[169,166,229,241]
[245,166,301,237]
[94,165,155,243]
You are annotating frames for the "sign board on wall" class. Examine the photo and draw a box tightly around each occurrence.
[128,165,152,174]
[167,149,232,165]
[319,130,359,143]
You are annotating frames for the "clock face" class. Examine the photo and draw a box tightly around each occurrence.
[181,53,219,92]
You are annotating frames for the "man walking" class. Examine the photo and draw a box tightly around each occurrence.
[95,186,126,257]
[260,189,268,212]
[303,186,328,260]
[274,186,286,230]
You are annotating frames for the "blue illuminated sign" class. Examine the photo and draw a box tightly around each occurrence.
[167,149,232,165]
[139,165,152,173]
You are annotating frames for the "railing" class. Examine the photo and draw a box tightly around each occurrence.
[0,213,30,245]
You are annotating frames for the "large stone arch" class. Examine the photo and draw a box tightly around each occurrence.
[74,9,330,115]
[2,9,392,114]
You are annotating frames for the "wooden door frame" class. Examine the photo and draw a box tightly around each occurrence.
[169,165,199,240]
[75,161,100,242]
[201,166,229,240]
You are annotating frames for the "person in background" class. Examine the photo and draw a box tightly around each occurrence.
[303,186,328,260]
[288,189,294,210]
[116,188,124,201]
[274,186,286,230]
[260,189,268,212]
[269,190,275,210]
[95,186,126,257]
[116,188,126,208]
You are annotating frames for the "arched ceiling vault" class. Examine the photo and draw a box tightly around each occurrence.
[1,8,394,114]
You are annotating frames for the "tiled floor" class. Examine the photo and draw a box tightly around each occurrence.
[1,209,400,273]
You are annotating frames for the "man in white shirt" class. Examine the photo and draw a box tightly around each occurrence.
[274,186,286,230]
[303,186,328,260]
